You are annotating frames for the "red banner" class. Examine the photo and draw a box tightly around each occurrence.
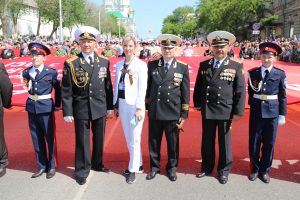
[2,55,300,107]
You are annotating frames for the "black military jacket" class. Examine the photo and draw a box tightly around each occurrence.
[62,52,113,120]
[146,57,190,120]
[193,57,246,120]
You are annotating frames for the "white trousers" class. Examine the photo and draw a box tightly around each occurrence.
[119,98,144,172]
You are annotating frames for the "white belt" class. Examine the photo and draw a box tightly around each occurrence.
[253,94,277,100]
[29,94,52,101]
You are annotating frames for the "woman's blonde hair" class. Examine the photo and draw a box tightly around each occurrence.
[122,35,137,47]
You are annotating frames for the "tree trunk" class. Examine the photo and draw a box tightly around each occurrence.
[50,24,58,39]
[1,10,12,37]
[36,12,41,36]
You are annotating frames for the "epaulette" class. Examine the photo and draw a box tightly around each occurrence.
[99,55,109,60]
[274,67,285,72]
[66,56,78,64]
[177,60,188,66]
[248,67,260,72]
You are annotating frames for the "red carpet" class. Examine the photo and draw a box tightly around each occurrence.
[2,56,300,107]
[4,104,300,183]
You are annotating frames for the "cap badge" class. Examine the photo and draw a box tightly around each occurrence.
[215,36,221,41]
[83,32,89,37]
[166,38,171,45]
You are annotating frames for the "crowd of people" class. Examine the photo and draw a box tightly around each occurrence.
[0,27,289,188]
[0,35,299,64]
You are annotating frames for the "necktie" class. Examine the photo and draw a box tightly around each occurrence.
[165,62,169,73]
[88,56,94,67]
[212,60,220,74]
[35,69,40,80]
[264,70,269,81]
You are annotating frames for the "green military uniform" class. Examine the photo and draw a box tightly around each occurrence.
[70,48,81,56]
[101,48,116,57]
[54,49,67,57]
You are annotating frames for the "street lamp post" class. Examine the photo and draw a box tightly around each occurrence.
[59,0,63,42]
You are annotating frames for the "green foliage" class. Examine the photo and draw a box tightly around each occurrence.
[161,6,198,38]
[196,0,276,38]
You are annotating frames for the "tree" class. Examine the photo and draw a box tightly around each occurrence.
[35,0,86,38]
[8,0,25,34]
[196,0,278,39]
[161,6,198,38]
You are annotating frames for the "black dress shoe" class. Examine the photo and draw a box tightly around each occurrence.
[196,171,210,178]
[146,171,159,180]
[75,177,87,185]
[218,175,228,184]
[92,166,110,173]
[167,172,177,182]
[248,172,258,181]
[0,167,6,178]
[31,169,46,178]
[46,169,56,179]
[259,173,270,183]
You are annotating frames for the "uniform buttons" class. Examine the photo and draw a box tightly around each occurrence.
[264,83,266,85]
[90,97,92,100]
[206,93,209,96]
[158,92,160,95]
[168,93,170,95]
[219,86,222,89]
[207,100,209,103]
[217,101,220,104]
[159,86,161,88]
[167,99,170,102]
[35,88,37,90]
[263,89,266,91]
[90,91,92,93]
[158,99,160,101]
[100,90,102,92]
[35,82,38,85]
[262,101,265,103]
[207,86,210,89]
[218,94,220,96]
[168,86,171,89]
[90,83,92,86]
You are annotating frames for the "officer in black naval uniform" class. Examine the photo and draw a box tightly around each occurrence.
[139,42,151,59]
[146,34,190,182]
[0,62,13,178]
[193,31,246,184]
[62,26,113,185]
[1,39,15,59]
[248,42,286,183]
[22,43,61,179]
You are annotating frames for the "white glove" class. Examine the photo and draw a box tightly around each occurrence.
[64,116,74,123]
[107,110,113,115]
[278,115,286,126]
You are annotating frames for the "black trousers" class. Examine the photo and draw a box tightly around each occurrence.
[0,108,8,168]
[74,117,106,178]
[249,115,278,174]
[201,118,232,176]
[148,119,179,174]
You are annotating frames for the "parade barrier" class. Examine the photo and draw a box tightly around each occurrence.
[2,56,300,107]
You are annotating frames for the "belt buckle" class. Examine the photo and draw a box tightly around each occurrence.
[260,95,267,101]
[32,94,39,101]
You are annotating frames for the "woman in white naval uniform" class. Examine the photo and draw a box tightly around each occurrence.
[113,36,148,184]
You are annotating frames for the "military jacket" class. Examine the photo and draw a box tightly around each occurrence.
[1,49,15,59]
[248,66,287,118]
[22,66,61,114]
[193,57,246,120]
[62,52,113,120]
[54,49,67,56]
[146,57,190,120]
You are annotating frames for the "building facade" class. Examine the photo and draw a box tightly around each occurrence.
[270,0,300,39]
[103,0,136,36]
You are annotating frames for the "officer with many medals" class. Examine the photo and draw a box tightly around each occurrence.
[193,31,246,184]
[61,26,113,185]
[247,42,287,183]
[146,34,190,182]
